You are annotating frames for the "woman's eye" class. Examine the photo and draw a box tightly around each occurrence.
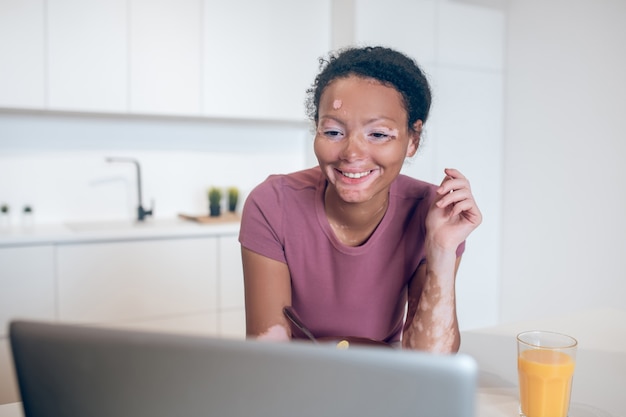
[323,130,344,139]
[369,131,392,141]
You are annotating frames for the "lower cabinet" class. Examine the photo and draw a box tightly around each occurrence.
[0,245,56,405]
[56,237,220,325]
[217,235,246,338]
[0,232,245,405]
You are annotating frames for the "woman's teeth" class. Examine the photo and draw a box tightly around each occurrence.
[342,170,372,179]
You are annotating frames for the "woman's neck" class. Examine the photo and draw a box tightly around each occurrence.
[324,186,389,247]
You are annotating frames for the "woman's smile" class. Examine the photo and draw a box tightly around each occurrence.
[338,169,374,180]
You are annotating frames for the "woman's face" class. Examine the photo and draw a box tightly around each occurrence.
[314,75,420,205]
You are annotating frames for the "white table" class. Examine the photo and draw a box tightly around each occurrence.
[460,308,625,417]
[2,308,624,417]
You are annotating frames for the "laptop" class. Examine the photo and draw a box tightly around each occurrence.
[9,320,477,417]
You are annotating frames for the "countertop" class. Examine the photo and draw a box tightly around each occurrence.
[460,308,625,417]
[0,215,240,247]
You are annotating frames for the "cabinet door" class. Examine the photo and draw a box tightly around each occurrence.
[0,0,45,108]
[94,312,219,337]
[0,245,55,337]
[203,0,331,120]
[218,235,244,310]
[0,339,19,404]
[217,234,245,338]
[56,237,218,324]
[0,245,55,405]
[47,0,127,112]
[130,0,202,115]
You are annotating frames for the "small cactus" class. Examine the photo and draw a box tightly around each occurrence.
[208,187,223,216]
[227,187,239,212]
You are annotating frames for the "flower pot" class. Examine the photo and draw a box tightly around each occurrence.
[209,204,221,217]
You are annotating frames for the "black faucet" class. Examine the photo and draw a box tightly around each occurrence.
[106,157,154,221]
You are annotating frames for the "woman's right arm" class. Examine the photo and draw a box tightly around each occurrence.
[241,247,293,341]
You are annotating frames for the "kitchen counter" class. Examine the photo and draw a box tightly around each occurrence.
[460,308,625,417]
[0,215,240,247]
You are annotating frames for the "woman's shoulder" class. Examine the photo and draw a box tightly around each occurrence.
[248,167,323,202]
[392,174,437,200]
[257,166,321,189]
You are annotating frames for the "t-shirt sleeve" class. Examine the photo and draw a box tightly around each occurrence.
[456,240,466,257]
[238,177,288,264]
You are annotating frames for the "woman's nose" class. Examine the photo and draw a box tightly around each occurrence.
[339,134,366,161]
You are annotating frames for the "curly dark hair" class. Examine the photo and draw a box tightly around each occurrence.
[305,46,432,133]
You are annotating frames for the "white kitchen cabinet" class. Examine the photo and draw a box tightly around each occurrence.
[0,340,18,405]
[354,0,437,65]
[47,0,128,112]
[218,235,244,310]
[0,245,55,405]
[56,237,219,325]
[94,312,219,336]
[1,0,331,120]
[0,0,45,109]
[130,0,202,115]
[0,245,55,337]
[203,0,331,121]
[217,235,245,338]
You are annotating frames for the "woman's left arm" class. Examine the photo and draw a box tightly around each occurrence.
[402,168,482,353]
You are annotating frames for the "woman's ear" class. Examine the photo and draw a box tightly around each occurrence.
[406,120,423,157]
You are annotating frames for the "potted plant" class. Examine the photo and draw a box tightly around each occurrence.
[227,187,239,213]
[0,203,9,228]
[208,187,223,217]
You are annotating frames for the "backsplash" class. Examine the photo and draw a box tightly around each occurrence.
[0,111,311,225]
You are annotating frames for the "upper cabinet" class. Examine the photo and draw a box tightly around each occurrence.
[130,0,202,115]
[0,0,331,120]
[203,0,331,121]
[0,0,45,109]
[47,0,128,112]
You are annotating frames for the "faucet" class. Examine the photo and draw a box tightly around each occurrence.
[106,157,154,221]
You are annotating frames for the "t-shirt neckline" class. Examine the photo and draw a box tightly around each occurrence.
[314,169,396,255]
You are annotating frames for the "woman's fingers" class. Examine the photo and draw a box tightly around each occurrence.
[434,168,482,224]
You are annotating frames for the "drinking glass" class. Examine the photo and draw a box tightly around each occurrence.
[517,330,577,417]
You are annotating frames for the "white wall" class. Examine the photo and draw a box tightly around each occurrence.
[500,0,626,322]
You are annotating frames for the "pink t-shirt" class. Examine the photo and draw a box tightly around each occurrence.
[239,167,465,344]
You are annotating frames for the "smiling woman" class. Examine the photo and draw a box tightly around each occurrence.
[239,46,482,353]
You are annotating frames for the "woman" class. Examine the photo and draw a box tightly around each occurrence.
[239,46,482,353]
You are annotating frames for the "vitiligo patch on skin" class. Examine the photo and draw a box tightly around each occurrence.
[332,99,342,110]
[257,324,290,342]
[379,127,399,139]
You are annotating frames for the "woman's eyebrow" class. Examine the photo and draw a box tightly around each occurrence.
[318,115,345,124]
[363,116,399,125]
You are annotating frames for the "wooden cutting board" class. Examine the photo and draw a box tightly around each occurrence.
[178,211,240,224]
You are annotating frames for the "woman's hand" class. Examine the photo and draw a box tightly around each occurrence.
[426,168,482,251]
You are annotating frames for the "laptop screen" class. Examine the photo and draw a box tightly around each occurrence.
[10,320,477,417]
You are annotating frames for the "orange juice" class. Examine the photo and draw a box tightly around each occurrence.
[518,349,575,417]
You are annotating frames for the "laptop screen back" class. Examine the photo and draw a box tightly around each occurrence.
[10,320,477,417]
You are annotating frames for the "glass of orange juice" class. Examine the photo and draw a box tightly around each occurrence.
[517,330,577,417]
